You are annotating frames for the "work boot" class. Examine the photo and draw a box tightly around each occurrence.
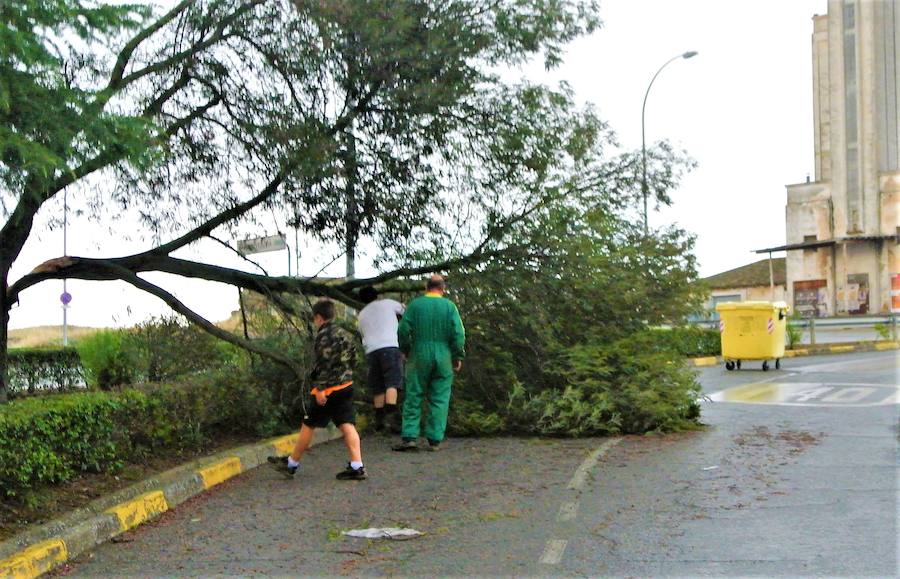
[267,455,296,478]
[426,440,441,452]
[392,439,419,452]
[336,463,367,480]
[373,408,386,435]
[386,406,402,434]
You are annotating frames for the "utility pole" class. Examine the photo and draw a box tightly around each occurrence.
[342,129,359,319]
[61,189,71,346]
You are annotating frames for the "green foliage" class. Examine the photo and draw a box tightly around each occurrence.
[448,399,506,437]
[0,393,127,504]
[0,0,152,190]
[786,311,804,349]
[448,183,704,437]
[7,347,85,397]
[0,368,282,505]
[647,326,721,357]
[74,330,134,389]
[125,315,236,383]
[874,323,891,342]
[500,335,701,437]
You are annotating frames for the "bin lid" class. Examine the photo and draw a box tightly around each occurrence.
[715,301,789,312]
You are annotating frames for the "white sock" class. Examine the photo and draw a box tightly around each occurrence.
[350,460,363,470]
[287,457,300,468]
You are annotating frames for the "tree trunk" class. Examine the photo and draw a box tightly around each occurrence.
[1,267,10,404]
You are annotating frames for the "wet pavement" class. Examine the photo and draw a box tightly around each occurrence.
[59,350,898,577]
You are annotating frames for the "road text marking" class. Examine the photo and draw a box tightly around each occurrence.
[709,382,898,407]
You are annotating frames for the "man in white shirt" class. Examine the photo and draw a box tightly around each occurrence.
[357,286,405,433]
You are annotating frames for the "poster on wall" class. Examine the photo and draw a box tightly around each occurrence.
[846,273,869,315]
[793,279,828,318]
[892,274,900,313]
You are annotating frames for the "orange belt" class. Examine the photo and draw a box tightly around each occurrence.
[310,381,352,397]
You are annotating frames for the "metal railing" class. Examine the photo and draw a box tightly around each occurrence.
[690,314,898,345]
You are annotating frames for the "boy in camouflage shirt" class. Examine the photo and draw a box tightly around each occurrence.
[268,299,366,480]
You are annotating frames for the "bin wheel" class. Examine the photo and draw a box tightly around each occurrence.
[762,361,769,372]
[725,361,735,371]
[736,360,741,370]
[775,359,780,370]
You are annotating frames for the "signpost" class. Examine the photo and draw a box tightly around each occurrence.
[237,234,287,255]
[237,234,291,276]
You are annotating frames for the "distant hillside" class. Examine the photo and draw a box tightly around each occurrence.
[7,326,107,349]
[8,312,245,349]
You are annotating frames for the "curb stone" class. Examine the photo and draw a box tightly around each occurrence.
[687,341,899,367]
[0,427,341,579]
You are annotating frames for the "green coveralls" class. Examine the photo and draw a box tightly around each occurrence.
[398,293,466,443]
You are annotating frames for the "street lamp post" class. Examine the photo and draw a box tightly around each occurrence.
[641,51,698,234]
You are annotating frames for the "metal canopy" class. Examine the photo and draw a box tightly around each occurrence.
[754,234,898,254]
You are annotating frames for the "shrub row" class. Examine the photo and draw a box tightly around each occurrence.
[646,326,721,357]
[0,370,282,505]
[7,348,86,398]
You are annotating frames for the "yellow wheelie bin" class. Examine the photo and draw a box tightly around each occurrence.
[714,301,790,371]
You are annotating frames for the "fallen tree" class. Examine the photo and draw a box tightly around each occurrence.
[7,0,676,401]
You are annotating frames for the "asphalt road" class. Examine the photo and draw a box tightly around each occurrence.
[59,350,898,577]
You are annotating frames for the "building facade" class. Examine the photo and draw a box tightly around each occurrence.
[701,258,787,321]
[783,0,900,317]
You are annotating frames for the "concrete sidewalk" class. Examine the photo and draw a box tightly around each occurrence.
[0,429,341,579]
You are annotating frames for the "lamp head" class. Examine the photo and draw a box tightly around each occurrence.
[682,51,698,59]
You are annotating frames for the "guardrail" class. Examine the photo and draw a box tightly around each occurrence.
[689,314,898,345]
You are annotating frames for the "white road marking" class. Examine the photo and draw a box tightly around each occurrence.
[557,501,578,522]
[567,438,622,490]
[709,381,898,407]
[539,539,567,564]
[821,387,876,403]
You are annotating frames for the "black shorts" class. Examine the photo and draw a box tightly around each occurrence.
[303,387,356,428]
[366,347,404,394]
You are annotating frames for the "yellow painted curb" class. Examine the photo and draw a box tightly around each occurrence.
[0,539,67,579]
[875,342,899,351]
[690,356,718,367]
[198,457,243,490]
[105,491,169,532]
[829,345,856,353]
[271,434,299,455]
[784,349,809,357]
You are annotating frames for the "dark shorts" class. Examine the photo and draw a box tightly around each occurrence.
[366,347,404,394]
[303,387,356,428]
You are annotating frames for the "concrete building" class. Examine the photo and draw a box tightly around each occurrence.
[759,1,900,317]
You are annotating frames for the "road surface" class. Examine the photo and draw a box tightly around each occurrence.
[59,350,898,577]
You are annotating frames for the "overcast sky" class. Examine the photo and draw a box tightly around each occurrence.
[8,0,828,331]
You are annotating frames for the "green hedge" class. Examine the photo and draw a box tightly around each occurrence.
[647,326,720,357]
[7,348,86,398]
[0,371,281,505]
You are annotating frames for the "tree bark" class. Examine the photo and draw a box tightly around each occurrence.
[1,268,10,404]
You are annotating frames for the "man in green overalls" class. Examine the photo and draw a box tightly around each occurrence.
[392,274,465,452]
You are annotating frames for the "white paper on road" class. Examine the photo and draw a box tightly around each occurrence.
[343,527,423,540]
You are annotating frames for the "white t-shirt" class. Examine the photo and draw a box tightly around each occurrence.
[357,299,406,354]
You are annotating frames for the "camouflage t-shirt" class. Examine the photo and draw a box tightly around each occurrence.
[311,321,356,389]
